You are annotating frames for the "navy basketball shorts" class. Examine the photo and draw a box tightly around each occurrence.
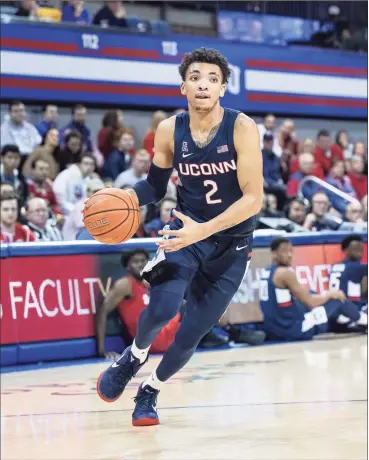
[143,228,253,327]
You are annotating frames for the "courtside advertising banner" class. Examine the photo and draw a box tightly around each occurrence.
[1,241,366,345]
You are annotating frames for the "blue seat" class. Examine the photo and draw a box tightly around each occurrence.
[0,5,17,15]
[150,19,171,35]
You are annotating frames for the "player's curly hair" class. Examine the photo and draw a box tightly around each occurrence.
[178,47,231,84]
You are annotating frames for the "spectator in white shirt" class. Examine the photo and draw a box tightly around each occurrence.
[0,101,42,158]
[25,197,63,242]
[257,113,276,149]
[53,153,95,215]
[114,149,150,189]
[62,177,104,240]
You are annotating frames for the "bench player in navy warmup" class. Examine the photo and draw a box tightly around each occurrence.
[95,48,263,426]
[259,237,367,342]
[329,235,368,323]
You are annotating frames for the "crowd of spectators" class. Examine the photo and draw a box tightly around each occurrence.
[257,113,367,233]
[0,100,367,243]
[4,1,366,54]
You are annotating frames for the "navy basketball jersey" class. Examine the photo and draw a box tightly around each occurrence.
[329,260,368,307]
[259,264,307,339]
[173,108,256,237]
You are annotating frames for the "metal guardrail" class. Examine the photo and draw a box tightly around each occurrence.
[298,175,361,206]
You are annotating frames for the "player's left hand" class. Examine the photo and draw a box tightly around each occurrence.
[157,210,208,252]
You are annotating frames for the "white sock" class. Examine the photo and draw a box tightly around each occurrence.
[131,339,150,364]
[142,370,163,391]
[357,312,368,326]
[337,315,350,324]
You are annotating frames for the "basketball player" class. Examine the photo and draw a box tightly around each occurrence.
[96,249,181,359]
[329,235,367,312]
[259,237,367,342]
[95,48,263,426]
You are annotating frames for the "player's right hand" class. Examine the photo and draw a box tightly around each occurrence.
[329,290,346,302]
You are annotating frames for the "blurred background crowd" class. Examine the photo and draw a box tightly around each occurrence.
[1,0,367,52]
[1,101,367,242]
[0,0,367,243]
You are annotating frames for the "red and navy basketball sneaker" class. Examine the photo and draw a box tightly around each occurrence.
[96,346,147,402]
[132,384,160,427]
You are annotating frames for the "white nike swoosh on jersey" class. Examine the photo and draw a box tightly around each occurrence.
[236,244,248,251]
[182,152,194,158]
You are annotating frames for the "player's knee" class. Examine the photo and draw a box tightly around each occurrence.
[146,290,182,326]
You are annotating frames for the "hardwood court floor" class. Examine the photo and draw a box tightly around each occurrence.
[1,336,367,460]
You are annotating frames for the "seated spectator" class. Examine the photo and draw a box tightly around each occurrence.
[298,138,314,155]
[262,132,286,209]
[303,191,331,231]
[362,195,368,221]
[114,149,150,189]
[53,153,95,215]
[0,101,41,159]
[314,129,343,175]
[287,152,322,199]
[22,128,60,180]
[98,110,125,158]
[262,133,282,187]
[352,141,367,158]
[326,160,356,196]
[62,177,104,240]
[143,111,167,160]
[35,105,59,138]
[285,198,307,226]
[331,129,352,160]
[134,206,150,238]
[0,192,35,242]
[274,119,299,158]
[25,197,63,241]
[93,1,127,28]
[15,0,39,18]
[54,130,83,172]
[289,149,324,177]
[25,156,62,217]
[62,0,90,25]
[326,159,357,213]
[60,104,93,153]
[96,249,181,358]
[259,237,366,342]
[37,4,62,21]
[344,202,365,225]
[0,182,14,195]
[0,145,27,203]
[257,113,276,149]
[103,131,135,180]
[144,198,176,237]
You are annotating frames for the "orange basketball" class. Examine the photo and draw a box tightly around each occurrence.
[83,188,140,245]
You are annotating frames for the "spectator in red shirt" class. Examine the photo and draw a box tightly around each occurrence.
[96,249,180,358]
[348,155,368,200]
[314,129,343,175]
[0,192,35,242]
[143,111,167,160]
[98,110,124,158]
[26,156,62,217]
[287,152,322,198]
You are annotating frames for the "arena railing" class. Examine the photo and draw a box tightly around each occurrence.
[298,175,362,206]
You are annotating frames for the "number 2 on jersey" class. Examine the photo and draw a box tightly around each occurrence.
[204,180,222,204]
